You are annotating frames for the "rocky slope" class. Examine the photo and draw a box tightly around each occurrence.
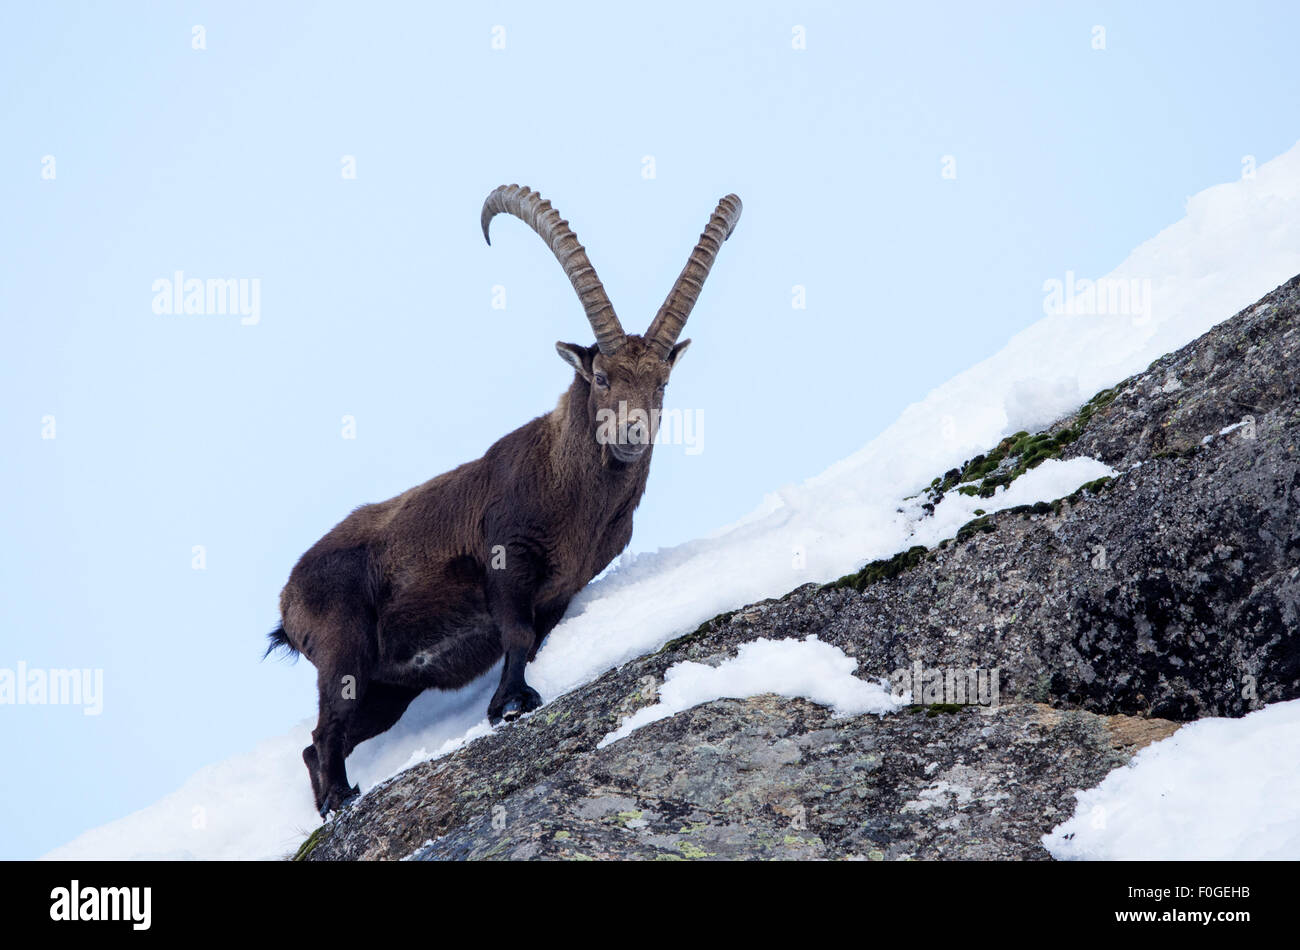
[302,275,1300,861]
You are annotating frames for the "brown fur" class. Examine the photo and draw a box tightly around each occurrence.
[272,186,740,816]
[275,335,688,815]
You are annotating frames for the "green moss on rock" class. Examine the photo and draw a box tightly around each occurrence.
[824,545,930,593]
[1069,476,1114,500]
[955,516,996,543]
[658,610,737,654]
[292,826,326,862]
[923,386,1120,503]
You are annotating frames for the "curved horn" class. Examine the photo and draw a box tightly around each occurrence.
[645,194,743,359]
[481,184,626,355]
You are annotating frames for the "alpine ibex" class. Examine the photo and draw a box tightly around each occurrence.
[267,184,742,815]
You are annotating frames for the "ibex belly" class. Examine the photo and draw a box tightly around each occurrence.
[375,568,502,690]
[377,612,502,690]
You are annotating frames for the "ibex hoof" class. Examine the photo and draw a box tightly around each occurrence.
[490,685,543,725]
[319,784,361,819]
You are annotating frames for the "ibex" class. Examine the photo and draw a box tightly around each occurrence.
[267,184,743,816]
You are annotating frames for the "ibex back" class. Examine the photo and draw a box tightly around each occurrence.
[266,185,742,816]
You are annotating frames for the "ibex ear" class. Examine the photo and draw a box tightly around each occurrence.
[667,338,691,370]
[555,341,593,381]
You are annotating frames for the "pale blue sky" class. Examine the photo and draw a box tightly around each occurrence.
[3,1,1298,858]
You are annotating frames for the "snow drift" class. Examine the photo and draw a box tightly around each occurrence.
[1045,700,1300,860]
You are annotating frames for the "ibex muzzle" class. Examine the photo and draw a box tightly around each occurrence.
[267,185,742,817]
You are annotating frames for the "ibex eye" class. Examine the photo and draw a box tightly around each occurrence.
[594,374,609,388]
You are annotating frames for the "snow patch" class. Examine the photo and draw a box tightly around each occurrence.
[597,636,903,748]
[904,456,1114,550]
[1043,700,1300,860]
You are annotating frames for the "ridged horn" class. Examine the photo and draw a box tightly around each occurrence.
[645,194,743,359]
[481,184,626,355]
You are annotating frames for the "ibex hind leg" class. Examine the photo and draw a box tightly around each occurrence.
[309,678,419,818]
[309,639,378,816]
[310,680,362,817]
[302,743,324,812]
[342,682,421,757]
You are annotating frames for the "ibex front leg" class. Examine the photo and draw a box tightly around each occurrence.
[485,568,544,724]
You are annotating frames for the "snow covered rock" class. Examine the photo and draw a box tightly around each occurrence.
[302,275,1300,860]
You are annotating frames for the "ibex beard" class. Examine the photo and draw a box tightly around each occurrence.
[267,185,742,817]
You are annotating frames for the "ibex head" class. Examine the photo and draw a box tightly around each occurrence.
[482,184,742,463]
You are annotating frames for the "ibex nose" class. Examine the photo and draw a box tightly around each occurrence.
[609,439,650,462]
